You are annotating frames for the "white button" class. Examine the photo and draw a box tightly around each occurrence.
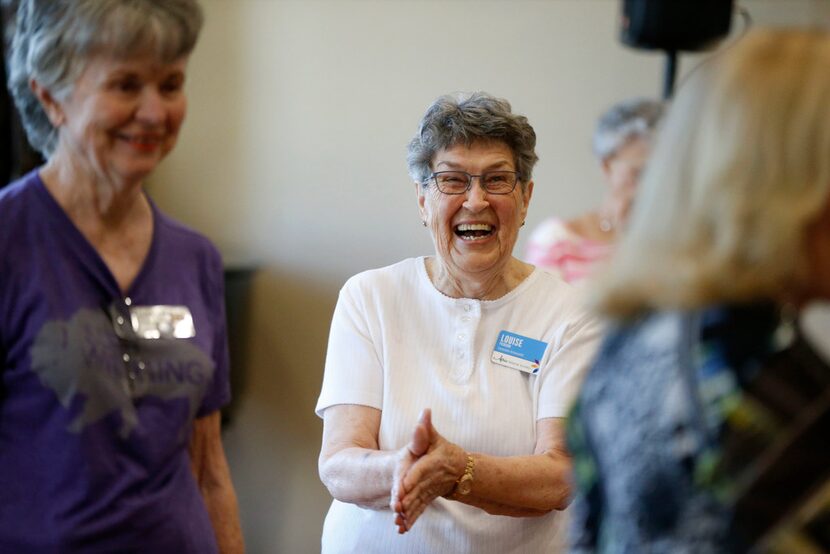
[124,297,132,306]
[116,316,125,325]
[127,372,137,381]
[122,353,130,363]
[137,361,146,370]
[464,305,472,312]
[457,334,465,341]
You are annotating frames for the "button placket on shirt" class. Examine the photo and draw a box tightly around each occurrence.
[450,301,480,382]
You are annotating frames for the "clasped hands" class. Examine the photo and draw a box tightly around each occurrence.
[390,408,467,534]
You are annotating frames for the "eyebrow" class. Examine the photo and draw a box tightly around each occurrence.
[434,160,514,171]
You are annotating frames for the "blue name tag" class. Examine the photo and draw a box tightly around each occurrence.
[491,330,548,374]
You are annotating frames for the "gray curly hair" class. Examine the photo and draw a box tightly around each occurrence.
[407,92,538,190]
[591,97,663,162]
[8,0,203,157]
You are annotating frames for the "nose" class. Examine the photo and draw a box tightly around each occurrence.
[462,177,490,212]
[135,89,165,124]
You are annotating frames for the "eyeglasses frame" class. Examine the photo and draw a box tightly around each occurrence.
[427,170,521,195]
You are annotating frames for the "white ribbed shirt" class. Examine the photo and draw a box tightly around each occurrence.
[316,257,602,553]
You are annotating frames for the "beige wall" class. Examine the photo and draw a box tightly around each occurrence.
[148,1,827,552]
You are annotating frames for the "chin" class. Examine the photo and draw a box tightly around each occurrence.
[122,157,164,178]
[453,253,505,274]
[117,167,159,185]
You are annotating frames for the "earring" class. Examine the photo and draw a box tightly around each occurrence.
[521,221,525,227]
[422,220,427,227]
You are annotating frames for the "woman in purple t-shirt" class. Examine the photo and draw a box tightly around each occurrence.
[0,1,242,551]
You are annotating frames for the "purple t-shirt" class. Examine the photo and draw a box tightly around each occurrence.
[0,171,231,552]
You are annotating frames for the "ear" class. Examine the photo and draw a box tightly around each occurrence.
[30,79,65,127]
[416,181,427,222]
[520,180,534,221]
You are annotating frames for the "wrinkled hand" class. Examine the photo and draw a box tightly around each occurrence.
[391,408,466,534]
[390,408,430,528]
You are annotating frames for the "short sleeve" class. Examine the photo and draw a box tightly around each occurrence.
[315,278,384,417]
[536,309,603,419]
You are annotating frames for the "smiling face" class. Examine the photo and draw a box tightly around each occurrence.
[43,53,189,187]
[418,140,533,281]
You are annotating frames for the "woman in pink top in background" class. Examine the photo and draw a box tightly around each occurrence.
[525,98,663,283]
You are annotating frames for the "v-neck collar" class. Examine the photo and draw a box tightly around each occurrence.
[32,170,159,298]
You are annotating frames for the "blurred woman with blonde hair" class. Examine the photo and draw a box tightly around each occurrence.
[568,28,830,553]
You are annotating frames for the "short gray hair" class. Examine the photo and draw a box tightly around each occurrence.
[8,0,203,156]
[407,92,538,189]
[591,97,663,162]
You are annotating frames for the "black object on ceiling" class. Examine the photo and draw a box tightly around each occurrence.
[619,0,735,98]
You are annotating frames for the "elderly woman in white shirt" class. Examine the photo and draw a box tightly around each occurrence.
[316,92,602,553]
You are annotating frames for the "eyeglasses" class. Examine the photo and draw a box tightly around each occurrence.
[428,170,520,195]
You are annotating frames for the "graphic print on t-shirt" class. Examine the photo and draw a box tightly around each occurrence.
[30,308,214,438]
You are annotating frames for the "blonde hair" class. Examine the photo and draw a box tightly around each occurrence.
[593,28,830,318]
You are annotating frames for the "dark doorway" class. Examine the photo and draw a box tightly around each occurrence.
[1,0,42,189]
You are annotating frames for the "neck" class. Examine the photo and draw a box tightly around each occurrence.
[426,256,532,300]
[40,155,145,226]
[598,187,635,238]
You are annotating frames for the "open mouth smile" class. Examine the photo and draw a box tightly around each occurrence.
[118,133,164,151]
[454,223,495,241]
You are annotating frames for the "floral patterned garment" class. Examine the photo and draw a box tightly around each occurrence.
[567,304,830,554]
